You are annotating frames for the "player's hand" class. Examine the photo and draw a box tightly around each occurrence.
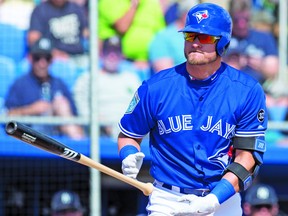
[121,152,145,178]
[171,194,220,216]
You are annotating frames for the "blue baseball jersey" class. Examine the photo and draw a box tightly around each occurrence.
[119,62,267,190]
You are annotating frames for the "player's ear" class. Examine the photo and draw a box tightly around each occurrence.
[222,42,231,56]
[216,38,230,56]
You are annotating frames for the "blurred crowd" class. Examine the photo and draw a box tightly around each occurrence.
[0,0,287,215]
[5,183,288,216]
[0,0,287,142]
[242,182,288,216]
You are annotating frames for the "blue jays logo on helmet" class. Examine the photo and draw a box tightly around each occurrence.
[192,10,209,23]
[179,3,232,56]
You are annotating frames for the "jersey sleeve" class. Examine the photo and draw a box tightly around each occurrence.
[235,82,267,137]
[118,81,155,138]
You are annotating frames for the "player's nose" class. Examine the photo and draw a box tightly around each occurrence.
[191,37,202,46]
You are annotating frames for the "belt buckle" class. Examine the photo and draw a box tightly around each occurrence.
[198,189,209,197]
[183,188,210,196]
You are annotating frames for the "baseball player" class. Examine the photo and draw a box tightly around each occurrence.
[118,3,267,216]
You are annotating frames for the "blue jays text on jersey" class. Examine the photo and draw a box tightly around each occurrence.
[119,62,267,190]
[157,115,236,139]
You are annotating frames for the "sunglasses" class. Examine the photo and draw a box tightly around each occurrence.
[183,32,220,44]
[252,204,273,210]
[32,54,52,62]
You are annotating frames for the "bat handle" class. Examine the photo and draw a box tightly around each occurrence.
[125,179,154,196]
[79,155,154,195]
[137,182,154,196]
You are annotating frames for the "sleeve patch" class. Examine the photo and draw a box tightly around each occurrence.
[125,91,140,114]
[257,109,265,122]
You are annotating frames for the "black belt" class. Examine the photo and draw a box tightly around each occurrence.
[153,180,210,197]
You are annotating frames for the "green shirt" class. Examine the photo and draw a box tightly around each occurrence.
[99,0,166,61]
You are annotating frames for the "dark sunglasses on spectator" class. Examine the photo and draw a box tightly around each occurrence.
[32,54,52,62]
[183,32,220,44]
[252,204,273,210]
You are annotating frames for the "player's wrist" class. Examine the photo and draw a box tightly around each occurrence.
[211,179,235,204]
[119,145,139,161]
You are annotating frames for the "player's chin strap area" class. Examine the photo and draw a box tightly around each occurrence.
[223,136,266,191]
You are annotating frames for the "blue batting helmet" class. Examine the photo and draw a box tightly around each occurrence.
[179,3,232,56]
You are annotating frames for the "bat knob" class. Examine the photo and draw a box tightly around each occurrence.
[143,182,154,196]
[5,121,18,135]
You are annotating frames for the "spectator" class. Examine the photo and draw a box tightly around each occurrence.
[264,88,288,146]
[250,9,276,33]
[148,0,199,73]
[163,1,178,25]
[4,186,26,216]
[243,183,288,216]
[4,37,85,140]
[222,46,244,70]
[249,0,280,46]
[227,0,279,85]
[50,190,85,216]
[27,0,89,73]
[73,36,141,138]
[69,0,88,18]
[98,0,166,79]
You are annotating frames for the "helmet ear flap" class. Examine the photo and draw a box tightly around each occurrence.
[216,37,230,56]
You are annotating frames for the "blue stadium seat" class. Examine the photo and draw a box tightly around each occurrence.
[15,57,30,77]
[0,23,28,63]
[268,106,288,121]
[0,56,16,112]
[49,59,80,90]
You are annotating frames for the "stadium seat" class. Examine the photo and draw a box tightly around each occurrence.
[49,59,80,90]
[0,23,28,63]
[268,106,288,121]
[15,57,30,77]
[0,56,16,112]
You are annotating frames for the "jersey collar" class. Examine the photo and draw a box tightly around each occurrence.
[188,63,225,86]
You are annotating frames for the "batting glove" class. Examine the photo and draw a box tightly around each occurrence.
[121,152,145,179]
[171,194,220,216]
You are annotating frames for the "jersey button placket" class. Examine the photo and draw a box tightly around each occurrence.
[194,144,205,173]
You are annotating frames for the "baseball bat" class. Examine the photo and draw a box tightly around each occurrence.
[5,121,154,196]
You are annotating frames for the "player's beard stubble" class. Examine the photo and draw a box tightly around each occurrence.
[185,50,218,65]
